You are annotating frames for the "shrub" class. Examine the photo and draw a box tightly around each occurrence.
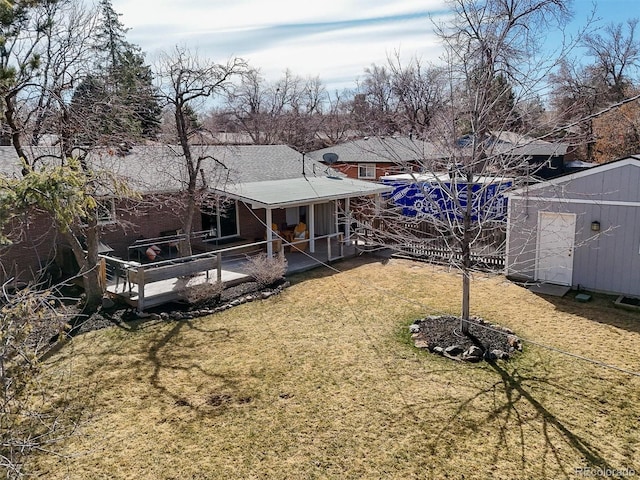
[181,281,224,307]
[245,253,288,287]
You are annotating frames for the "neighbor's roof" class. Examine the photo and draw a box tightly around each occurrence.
[309,133,568,166]
[382,172,513,184]
[309,137,441,164]
[217,176,393,209]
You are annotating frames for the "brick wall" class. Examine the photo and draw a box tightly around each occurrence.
[0,213,61,284]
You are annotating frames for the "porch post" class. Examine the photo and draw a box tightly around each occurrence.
[266,208,273,258]
[345,197,351,243]
[309,203,315,253]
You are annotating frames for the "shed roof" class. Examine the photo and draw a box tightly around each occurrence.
[508,155,640,197]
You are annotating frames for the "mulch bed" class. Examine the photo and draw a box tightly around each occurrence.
[411,315,522,362]
[54,280,288,339]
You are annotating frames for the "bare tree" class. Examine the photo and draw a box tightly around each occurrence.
[225,68,328,150]
[156,47,247,256]
[550,18,640,162]
[583,19,640,101]
[356,0,573,334]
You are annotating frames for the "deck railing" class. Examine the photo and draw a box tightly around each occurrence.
[100,231,350,311]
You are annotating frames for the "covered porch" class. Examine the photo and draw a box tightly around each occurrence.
[102,175,390,311]
[218,176,391,259]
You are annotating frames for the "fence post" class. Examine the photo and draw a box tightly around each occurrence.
[98,258,107,292]
[137,267,145,312]
[217,252,222,282]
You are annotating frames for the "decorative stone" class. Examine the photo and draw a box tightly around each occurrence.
[485,349,506,361]
[414,340,430,349]
[432,346,444,354]
[444,345,464,357]
[409,324,421,334]
[484,350,497,360]
[101,295,115,309]
[462,345,483,362]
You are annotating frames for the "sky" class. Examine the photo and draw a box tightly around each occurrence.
[112,0,639,92]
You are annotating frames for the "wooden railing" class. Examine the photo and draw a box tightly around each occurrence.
[100,232,351,311]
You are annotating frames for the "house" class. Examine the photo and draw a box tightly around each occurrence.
[310,133,574,181]
[0,144,391,285]
[466,131,571,179]
[309,137,438,181]
[505,155,640,297]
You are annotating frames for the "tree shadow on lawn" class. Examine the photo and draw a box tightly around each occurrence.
[144,319,251,414]
[428,357,616,478]
[286,251,393,285]
[528,290,640,335]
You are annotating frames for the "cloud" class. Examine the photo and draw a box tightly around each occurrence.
[113,0,449,90]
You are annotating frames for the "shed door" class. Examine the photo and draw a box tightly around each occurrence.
[536,212,576,286]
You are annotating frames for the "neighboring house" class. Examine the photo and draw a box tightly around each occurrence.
[310,132,575,182]
[479,131,571,179]
[0,144,391,284]
[309,137,437,181]
[505,155,640,297]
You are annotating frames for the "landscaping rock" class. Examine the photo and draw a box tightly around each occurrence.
[101,295,115,309]
[485,349,507,361]
[414,340,430,349]
[412,315,522,364]
[444,345,464,357]
[462,345,483,362]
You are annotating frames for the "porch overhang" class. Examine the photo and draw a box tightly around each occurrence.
[211,176,393,209]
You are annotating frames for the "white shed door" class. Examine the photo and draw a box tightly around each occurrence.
[536,212,576,286]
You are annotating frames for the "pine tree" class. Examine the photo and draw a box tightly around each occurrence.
[77,0,161,142]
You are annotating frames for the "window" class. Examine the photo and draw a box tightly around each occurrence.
[201,200,239,239]
[96,198,116,224]
[358,163,376,179]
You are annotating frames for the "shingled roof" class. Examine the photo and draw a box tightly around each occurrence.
[0,144,333,194]
[0,144,391,206]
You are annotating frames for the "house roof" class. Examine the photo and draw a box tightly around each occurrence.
[0,144,339,195]
[0,144,390,207]
[507,155,640,196]
[217,176,392,209]
[487,131,568,157]
[309,137,441,164]
[309,133,568,167]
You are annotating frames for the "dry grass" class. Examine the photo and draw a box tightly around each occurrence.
[30,257,640,479]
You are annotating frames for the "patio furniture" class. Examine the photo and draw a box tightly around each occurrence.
[290,222,309,252]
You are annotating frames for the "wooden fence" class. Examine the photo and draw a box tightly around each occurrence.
[353,218,507,271]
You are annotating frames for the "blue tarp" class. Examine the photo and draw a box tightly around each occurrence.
[382,178,511,222]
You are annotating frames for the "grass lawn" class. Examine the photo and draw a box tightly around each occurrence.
[31,257,640,479]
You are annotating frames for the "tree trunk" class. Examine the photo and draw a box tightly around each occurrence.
[64,217,103,312]
[460,179,473,335]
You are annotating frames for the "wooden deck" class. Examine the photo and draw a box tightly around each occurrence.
[107,268,249,310]
[104,233,360,311]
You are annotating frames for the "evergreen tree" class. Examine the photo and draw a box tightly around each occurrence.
[76,0,161,141]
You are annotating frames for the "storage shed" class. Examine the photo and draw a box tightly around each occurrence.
[505,155,640,297]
